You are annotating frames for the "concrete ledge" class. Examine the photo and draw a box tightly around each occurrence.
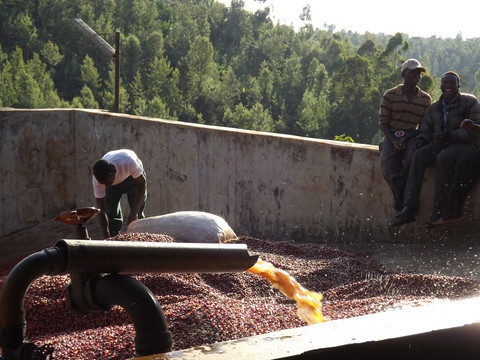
[131,296,480,359]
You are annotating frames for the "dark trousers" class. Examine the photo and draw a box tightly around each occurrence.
[443,150,480,218]
[105,175,147,236]
[379,137,416,211]
[403,141,477,212]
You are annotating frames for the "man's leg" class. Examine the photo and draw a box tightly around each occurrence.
[105,185,124,236]
[125,174,147,219]
[392,141,443,226]
[380,139,404,211]
[444,150,480,219]
[403,141,442,210]
[434,143,477,215]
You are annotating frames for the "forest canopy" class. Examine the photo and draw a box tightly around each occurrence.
[1,0,480,144]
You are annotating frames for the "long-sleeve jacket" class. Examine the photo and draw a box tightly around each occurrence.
[417,92,480,146]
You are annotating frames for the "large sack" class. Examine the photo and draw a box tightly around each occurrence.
[126,211,237,243]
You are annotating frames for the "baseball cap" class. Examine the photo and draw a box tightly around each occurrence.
[401,59,426,73]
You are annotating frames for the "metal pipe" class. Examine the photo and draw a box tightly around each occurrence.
[0,240,258,359]
[0,247,65,359]
[92,274,173,355]
[56,239,259,274]
[0,247,65,330]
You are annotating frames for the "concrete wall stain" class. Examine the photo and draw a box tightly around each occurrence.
[167,167,188,183]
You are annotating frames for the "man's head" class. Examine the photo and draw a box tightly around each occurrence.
[441,71,460,103]
[93,159,116,187]
[401,59,426,75]
[401,59,426,88]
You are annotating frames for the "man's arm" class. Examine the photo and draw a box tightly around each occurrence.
[380,123,396,144]
[95,197,110,238]
[127,173,146,225]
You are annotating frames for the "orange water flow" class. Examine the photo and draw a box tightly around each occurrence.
[247,258,325,324]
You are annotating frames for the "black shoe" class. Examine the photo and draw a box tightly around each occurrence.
[391,205,416,227]
[395,205,415,219]
[390,213,416,227]
[431,215,465,227]
[425,212,442,228]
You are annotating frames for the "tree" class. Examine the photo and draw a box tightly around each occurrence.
[419,73,435,95]
[80,55,101,100]
[218,66,241,113]
[144,96,171,119]
[305,58,329,97]
[146,56,173,100]
[142,31,164,68]
[122,34,142,85]
[223,102,274,132]
[299,5,311,22]
[330,55,378,143]
[296,89,329,138]
[0,58,17,107]
[164,0,210,67]
[40,41,64,68]
[15,70,43,108]
[257,61,277,111]
[278,54,305,133]
[129,71,146,115]
[9,12,38,55]
[184,35,221,124]
[102,63,129,112]
[78,85,99,109]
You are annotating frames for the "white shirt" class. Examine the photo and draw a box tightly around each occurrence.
[92,149,144,198]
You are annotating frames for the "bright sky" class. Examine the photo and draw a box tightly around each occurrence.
[219,0,480,40]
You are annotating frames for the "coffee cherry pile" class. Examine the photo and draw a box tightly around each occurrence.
[1,233,479,359]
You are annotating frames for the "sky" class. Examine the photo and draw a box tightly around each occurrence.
[218,0,480,40]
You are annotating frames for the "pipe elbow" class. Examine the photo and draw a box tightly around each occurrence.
[92,274,173,356]
[0,246,65,329]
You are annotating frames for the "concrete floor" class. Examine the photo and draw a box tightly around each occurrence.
[2,218,480,281]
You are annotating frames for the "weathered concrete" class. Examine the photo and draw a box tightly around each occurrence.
[1,108,479,247]
[131,296,480,360]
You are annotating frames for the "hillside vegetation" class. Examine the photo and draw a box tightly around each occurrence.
[2,0,480,144]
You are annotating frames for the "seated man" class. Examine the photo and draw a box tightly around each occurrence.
[392,72,480,227]
[92,149,147,237]
[432,119,480,225]
[379,59,431,212]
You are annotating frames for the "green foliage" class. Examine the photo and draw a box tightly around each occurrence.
[2,0,480,145]
[334,134,355,143]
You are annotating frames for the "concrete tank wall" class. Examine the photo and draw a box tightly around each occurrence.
[1,108,478,243]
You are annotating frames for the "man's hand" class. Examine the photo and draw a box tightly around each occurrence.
[433,131,447,143]
[413,138,425,149]
[393,139,406,151]
[127,212,138,225]
[461,119,475,130]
